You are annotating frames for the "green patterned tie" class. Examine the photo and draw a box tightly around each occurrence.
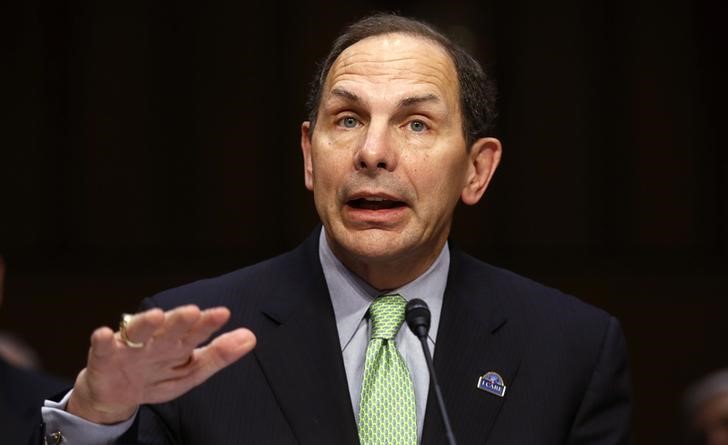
[358,294,417,445]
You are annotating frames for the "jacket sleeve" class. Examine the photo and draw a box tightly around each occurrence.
[567,316,632,444]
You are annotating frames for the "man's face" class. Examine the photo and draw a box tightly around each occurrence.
[301,33,499,280]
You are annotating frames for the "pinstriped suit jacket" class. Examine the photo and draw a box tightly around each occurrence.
[110,229,631,444]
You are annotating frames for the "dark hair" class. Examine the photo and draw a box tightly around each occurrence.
[305,13,497,147]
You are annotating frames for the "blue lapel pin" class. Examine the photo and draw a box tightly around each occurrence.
[477,371,507,397]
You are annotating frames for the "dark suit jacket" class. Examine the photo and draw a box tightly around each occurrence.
[115,230,630,444]
[0,356,68,445]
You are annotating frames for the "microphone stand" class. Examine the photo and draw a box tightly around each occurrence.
[406,298,457,445]
[417,334,457,445]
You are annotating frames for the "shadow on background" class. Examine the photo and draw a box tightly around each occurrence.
[1,1,726,444]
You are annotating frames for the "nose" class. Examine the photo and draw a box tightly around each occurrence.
[353,121,398,174]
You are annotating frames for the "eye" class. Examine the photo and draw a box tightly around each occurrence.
[408,120,428,133]
[339,116,359,129]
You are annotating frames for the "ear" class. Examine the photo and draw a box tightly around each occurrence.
[461,137,502,205]
[301,121,314,191]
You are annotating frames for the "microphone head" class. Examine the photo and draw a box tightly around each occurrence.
[406,298,431,339]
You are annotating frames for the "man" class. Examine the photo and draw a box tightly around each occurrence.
[40,13,631,444]
[684,369,728,445]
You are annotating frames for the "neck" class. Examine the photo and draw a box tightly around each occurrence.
[328,237,447,291]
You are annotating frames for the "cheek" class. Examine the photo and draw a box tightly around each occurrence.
[409,153,468,199]
[311,150,347,207]
[318,133,355,165]
[311,140,345,183]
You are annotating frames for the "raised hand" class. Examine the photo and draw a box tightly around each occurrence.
[67,305,256,424]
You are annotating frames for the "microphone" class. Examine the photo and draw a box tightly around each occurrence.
[405,299,457,445]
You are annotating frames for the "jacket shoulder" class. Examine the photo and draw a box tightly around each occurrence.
[451,249,617,340]
[145,234,320,312]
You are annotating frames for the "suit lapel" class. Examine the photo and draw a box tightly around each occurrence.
[253,231,359,445]
[421,247,522,445]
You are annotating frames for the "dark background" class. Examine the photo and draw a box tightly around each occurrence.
[1,1,726,443]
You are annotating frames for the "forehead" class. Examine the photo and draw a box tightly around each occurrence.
[324,33,459,105]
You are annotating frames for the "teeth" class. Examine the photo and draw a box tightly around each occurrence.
[364,197,385,202]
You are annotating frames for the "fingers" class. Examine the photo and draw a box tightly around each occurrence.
[141,328,256,404]
[109,305,235,372]
[119,305,221,348]
[187,328,256,387]
[106,305,250,376]
[80,305,256,411]
[181,307,232,348]
[159,306,203,339]
[148,324,254,384]
[90,327,116,359]
[207,327,256,365]
[76,304,256,421]
[101,305,233,364]
[118,308,165,346]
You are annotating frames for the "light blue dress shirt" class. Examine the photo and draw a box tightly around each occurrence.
[319,229,448,440]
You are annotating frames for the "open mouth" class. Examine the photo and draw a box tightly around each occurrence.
[347,197,406,210]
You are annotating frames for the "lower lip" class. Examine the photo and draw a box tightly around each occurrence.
[343,204,409,226]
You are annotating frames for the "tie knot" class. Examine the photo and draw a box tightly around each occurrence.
[369,295,406,340]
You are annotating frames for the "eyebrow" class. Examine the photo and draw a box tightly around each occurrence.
[330,88,360,103]
[398,93,440,108]
[328,88,441,109]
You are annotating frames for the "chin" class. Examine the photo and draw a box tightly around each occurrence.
[334,227,413,262]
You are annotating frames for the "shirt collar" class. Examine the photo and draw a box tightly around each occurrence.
[318,227,449,351]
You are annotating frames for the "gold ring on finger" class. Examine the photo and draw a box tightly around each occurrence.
[119,313,145,349]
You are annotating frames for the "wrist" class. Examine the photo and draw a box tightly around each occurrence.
[67,386,137,425]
